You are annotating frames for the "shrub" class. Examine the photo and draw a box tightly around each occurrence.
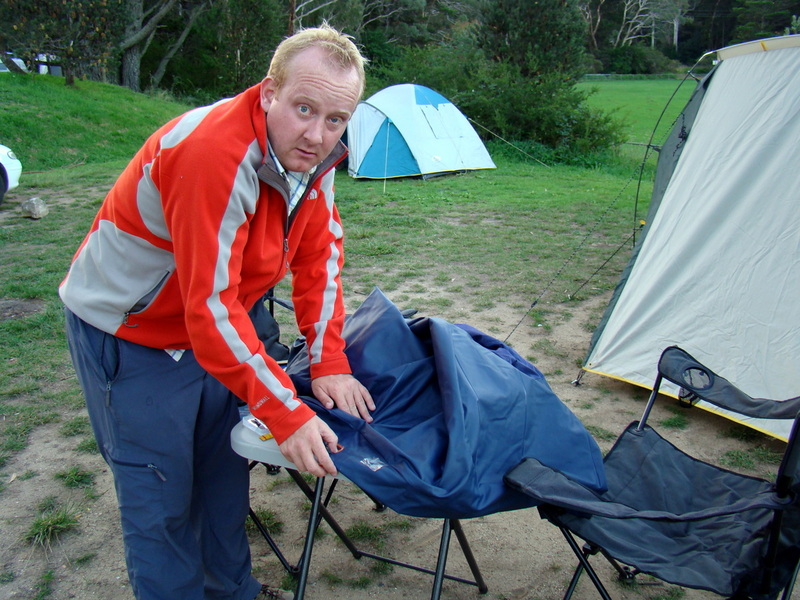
[370,39,624,159]
[601,45,676,75]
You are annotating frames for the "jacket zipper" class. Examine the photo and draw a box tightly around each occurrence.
[258,140,347,265]
[122,270,172,326]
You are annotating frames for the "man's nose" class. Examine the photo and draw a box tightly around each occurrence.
[304,118,324,144]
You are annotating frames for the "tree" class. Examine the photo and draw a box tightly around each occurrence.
[672,0,735,62]
[786,13,800,33]
[476,0,589,79]
[650,0,698,51]
[0,0,216,91]
[148,0,212,89]
[610,0,652,46]
[580,0,608,52]
[290,0,340,33]
[137,0,285,98]
[213,0,285,93]
[731,0,800,42]
[119,0,179,91]
[0,0,126,85]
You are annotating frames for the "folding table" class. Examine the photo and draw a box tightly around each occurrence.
[231,420,489,600]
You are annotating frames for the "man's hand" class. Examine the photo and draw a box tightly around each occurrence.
[278,416,340,477]
[312,374,375,422]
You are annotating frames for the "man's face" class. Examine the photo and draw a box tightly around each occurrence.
[261,46,361,173]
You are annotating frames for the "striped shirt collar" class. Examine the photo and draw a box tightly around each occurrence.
[268,142,317,213]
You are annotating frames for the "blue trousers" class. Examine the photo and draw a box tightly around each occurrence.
[65,309,261,600]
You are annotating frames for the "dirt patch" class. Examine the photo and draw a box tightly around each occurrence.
[0,299,46,321]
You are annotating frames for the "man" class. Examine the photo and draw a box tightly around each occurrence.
[60,23,373,600]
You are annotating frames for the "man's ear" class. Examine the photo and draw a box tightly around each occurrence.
[260,77,276,112]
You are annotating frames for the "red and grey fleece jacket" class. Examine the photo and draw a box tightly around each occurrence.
[58,83,352,443]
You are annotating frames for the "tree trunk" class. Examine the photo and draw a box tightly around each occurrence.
[119,0,177,91]
[149,1,209,89]
[120,0,144,91]
[121,45,143,92]
[62,46,76,86]
[288,0,296,35]
[673,16,680,50]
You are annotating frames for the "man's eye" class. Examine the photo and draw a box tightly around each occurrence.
[330,116,342,125]
[298,105,310,115]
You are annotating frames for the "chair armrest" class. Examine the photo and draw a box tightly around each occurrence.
[659,346,800,420]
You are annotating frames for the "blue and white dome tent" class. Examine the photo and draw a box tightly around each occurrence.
[346,83,496,179]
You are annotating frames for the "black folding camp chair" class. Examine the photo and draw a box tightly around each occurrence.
[505,345,800,600]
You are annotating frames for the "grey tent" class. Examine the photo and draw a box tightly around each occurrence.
[584,34,800,441]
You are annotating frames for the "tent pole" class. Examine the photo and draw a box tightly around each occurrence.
[383,120,389,193]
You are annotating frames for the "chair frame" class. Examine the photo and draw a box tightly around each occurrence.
[251,462,487,598]
[236,428,488,600]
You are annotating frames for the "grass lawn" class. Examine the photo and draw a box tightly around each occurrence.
[578,77,695,145]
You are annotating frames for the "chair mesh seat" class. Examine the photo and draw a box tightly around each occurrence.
[549,424,777,596]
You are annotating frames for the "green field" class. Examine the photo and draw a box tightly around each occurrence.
[0,75,191,172]
[579,77,695,144]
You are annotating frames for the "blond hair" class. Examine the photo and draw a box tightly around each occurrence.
[268,22,367,98]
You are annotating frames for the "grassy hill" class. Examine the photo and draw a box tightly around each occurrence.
[0,74,192,172]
